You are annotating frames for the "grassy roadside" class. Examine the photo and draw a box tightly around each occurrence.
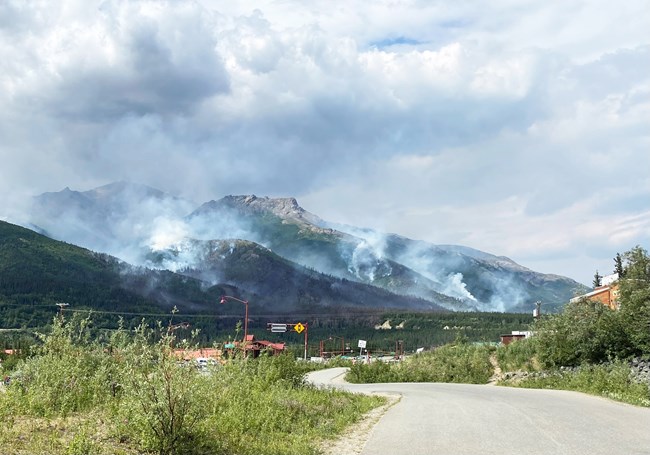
[346,343,494,384]
[343,337,650,409]
[495,338,650,407]
[500,367,650,408]
[496,359,650,407]
[0,316,384,455]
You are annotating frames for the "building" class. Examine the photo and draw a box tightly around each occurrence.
[570,273,620,310]
[500,331,532,345]
[224,334,286,358]
[175,335,286,362]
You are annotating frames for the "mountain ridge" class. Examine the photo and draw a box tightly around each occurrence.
[0,220,448,330]
[15,182,589,312]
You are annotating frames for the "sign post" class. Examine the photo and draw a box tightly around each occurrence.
[358,339,366,357]
[269,323,288,333]
[267,321,308,360]
[293,323,308,361]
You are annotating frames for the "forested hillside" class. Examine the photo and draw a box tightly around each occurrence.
[0,221,448,338]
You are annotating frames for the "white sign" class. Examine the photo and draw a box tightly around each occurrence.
[358,339,367,349]
[270,323,287,333]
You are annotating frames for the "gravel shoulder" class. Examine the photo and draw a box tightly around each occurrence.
[307,368,400,455]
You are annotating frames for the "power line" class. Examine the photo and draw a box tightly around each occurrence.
[1,302,412,319]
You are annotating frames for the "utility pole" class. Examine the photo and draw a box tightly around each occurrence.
[55,302,69,319]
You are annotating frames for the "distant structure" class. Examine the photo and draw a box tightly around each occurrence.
[500,331,532,345]
[570,273,620,310]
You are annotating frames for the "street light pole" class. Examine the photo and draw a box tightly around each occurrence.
[329,336,345,356]
[55,302,69,319]
[219,295,249,343]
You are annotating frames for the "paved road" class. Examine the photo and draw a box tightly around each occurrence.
[307,368,650,455]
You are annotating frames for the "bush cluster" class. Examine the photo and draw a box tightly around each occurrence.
[494,246,650,406]
[346,342,493,384]
[0,315,382,455]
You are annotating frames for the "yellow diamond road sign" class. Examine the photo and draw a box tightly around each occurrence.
[293,322,305,334]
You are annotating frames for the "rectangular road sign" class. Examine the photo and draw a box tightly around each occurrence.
[269,323,288,333]
[358,339,367,348]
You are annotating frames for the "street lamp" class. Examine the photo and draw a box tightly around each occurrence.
[219,295,249,343]
[329,335,345,356]
[55,302,69,318]
[319,335,345,357]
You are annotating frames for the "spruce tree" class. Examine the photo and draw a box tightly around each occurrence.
[593,270,602,288]
[614,253,625,278]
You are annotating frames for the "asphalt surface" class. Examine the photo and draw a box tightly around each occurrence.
[307,367,650,455]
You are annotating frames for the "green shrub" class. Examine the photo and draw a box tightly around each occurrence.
[6,315,116,417]
[203,356,383,455]
[112,323,209,455]
[496,338,539,372]
[347,343,494,384]
[0,315,385,455]
[533,299,635,368]
[66,429,97,455]
[510,362,650,407]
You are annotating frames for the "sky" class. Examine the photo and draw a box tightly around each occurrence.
[1,0,649,286]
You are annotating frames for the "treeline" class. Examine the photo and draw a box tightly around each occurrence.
[0,309,533,358]
[495,246,650,406]
[531,246,650,366]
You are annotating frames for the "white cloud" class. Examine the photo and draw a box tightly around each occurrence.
[0,0,648,285]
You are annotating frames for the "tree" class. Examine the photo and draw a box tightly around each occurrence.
[614,253,625,278]
[618,246,650,354]
[593,270,602,288]
[118,322,208,455]
[534,298,630,367]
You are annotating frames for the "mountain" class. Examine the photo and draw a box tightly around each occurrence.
[378,234,585,312]
[187,196,470,308]
[22,183,589,313]
[29,181,195,264]
[147,237,448,311]
[188,195,588,311]
[0,220,446,331]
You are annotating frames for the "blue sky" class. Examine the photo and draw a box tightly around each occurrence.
[0,0,648,285]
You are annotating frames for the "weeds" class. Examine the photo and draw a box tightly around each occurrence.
[0,315,383,455]
[495,338,539,372]
[347,343,494,384]
[506,362,650,407]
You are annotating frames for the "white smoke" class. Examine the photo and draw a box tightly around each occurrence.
[334,224,478,303]
[441,272,477,302]
[149,217,189,251]
[17,183,531,312]
[348,240,392,282]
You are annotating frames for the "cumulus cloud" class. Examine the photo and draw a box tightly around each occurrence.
[1,0,648,285]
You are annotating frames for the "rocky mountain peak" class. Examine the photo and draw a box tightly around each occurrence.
[218,195,322,224]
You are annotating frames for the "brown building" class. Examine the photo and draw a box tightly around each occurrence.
[570,273,620,310]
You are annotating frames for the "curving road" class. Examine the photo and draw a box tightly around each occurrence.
[307,368,650,455]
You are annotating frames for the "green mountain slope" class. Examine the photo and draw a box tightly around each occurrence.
[24,184,589,313]
[189,196,588,311]
[0,220,220,327]
[0,221,446,330]
[149,238,451,312]
[189,197,472,310]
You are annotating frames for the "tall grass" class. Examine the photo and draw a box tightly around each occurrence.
[495,338,539,372]
[507,362,650,407]
[346,343,494,384]
[0,315,383,455]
